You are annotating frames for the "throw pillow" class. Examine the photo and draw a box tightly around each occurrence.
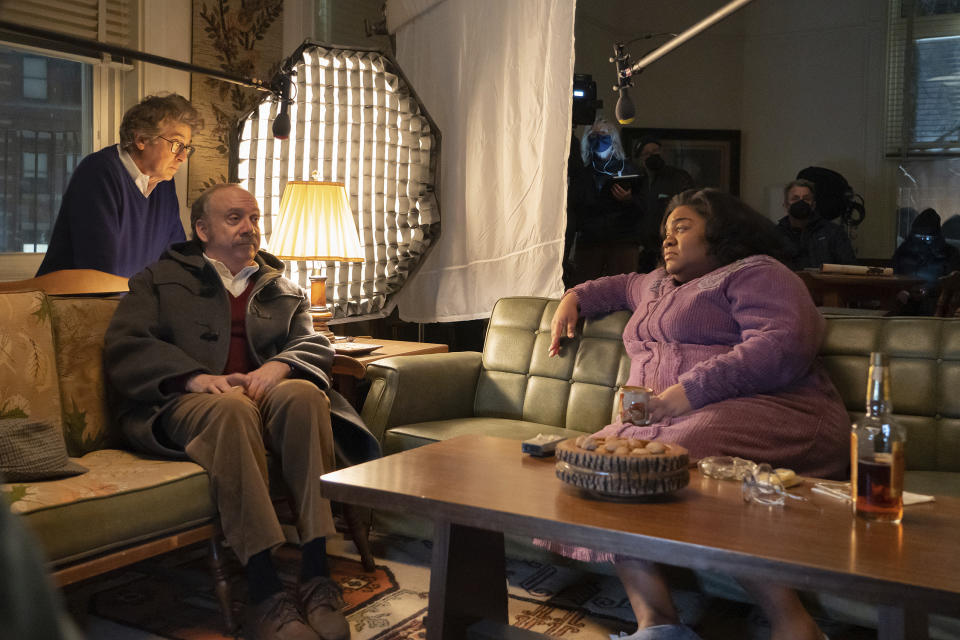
[0,418,87,482]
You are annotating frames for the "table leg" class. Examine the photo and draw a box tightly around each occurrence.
[877,604,928,640]
[426,519,507,640]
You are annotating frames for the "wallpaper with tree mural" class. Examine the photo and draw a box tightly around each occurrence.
[188,0,284,203]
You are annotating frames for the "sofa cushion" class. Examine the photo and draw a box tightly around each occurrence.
[48,295,121,456]
[383,419,580,456]
[905,470,960,497]
[475,297,630,432]
[3,449,214,565]
[820,315,960,472]
[0,291,62,428]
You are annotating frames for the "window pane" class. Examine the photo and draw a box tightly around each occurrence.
[23,57,47,79]
[908,0,960,17]
[23,77,47,100]
[0,46,92,253]
[914,36,960,147]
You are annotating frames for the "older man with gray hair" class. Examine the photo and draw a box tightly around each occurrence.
[105,183,379,640]
[775,178,856,270]
[38,93,202,278]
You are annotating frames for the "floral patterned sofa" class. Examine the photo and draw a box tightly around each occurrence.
[0,272,230,628]
[0,269,374,633]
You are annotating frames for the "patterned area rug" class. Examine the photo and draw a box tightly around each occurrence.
[63,533,875,640]
[64,534,636,640]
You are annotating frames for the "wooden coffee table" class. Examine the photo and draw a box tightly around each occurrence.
[321,435,960,640]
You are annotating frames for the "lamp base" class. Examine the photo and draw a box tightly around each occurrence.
[310,308,335,341]
[307,275,335,341]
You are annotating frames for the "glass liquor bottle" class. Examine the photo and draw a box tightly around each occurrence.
[850,352,906,523]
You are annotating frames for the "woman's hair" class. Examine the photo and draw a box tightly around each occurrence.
[662,188,786,267]
[119,94,203,151]
[579,114,626,165]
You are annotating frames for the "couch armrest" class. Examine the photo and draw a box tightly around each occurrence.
[360,351,483,443]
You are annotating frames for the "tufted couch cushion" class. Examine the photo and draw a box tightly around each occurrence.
[476,297,631,429]
[820,315,960,496]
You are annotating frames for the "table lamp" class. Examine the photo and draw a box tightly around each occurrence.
[269,180,364,339]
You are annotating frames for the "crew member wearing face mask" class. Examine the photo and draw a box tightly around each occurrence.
[634,136,694,272]
[775,178,856,270]
[564,116,646,286]
[891,208,960,315]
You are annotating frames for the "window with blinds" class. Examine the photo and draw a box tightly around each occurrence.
[0,0,132,47]
[885,0,960,157]
[0,1,131,255]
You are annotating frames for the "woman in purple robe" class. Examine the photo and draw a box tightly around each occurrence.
[543,189,847,640]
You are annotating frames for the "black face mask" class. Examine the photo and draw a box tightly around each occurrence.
[644,154,665,172]
[788,200,813,220]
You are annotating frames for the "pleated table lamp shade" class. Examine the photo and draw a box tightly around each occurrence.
[269,181,364,337]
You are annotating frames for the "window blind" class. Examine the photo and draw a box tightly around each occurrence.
[885,0,960,157]
[0,0,132,48]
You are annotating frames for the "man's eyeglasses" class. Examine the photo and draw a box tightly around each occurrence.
[157,135,196,158]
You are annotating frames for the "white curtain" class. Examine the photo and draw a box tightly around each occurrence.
[389,0,575,322]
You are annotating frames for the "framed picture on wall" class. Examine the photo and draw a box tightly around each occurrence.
[621,128,741,196]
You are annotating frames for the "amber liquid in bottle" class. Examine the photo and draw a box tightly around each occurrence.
[850,353,906,524]
[851,442,904,523]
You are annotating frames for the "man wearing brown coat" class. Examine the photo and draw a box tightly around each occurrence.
[105,183,378,640]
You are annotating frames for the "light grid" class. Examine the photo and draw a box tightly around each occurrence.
[236,44,439,319]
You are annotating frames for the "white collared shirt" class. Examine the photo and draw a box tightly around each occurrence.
[203,254,260,297]
[116,144,156,196]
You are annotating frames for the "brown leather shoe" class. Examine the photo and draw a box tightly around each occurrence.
[245,590,321,640]
[300,576,350,640]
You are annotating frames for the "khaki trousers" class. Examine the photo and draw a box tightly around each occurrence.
[159,379,337,565]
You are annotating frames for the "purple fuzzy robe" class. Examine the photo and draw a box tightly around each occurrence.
[539,255,849,563]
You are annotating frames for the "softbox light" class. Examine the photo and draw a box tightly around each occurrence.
[236,42,440,320]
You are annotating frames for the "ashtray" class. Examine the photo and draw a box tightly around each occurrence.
[333,342,382,356]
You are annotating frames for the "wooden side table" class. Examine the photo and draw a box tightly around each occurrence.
[796,271,923,310]
[332,338,448,406]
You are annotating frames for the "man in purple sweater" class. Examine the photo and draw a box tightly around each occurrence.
[37,94,202,278]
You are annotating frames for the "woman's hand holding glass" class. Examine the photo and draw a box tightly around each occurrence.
[548,292,580,357]
[647,383,692,421]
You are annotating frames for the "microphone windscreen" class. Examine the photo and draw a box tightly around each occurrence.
[272,111,290,140]
[615,89,635,125]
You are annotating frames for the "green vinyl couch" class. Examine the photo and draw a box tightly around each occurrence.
[359,296,960,638]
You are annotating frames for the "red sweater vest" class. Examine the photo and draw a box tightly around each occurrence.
[223,282,255,374]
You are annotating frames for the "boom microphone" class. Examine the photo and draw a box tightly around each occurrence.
[272,73,292,140]
[615,89,635,125]
[611,44,636,125]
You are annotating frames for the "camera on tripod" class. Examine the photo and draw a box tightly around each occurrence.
[572,73,603,125]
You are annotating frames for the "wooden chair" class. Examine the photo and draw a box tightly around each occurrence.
[0,268,130,294]
[1,268,375,632]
